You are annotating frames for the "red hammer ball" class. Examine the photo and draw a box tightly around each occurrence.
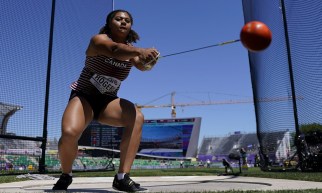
[240,21,272,52]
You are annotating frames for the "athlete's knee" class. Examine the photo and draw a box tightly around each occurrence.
[136,109,144,125]
[61,126,83,141]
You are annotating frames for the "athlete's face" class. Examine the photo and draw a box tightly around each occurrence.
[109,12,132,36]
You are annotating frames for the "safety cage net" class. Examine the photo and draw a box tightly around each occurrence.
[242,0,322,171]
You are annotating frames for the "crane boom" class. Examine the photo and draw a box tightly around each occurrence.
[137,99,254,109]
[136,92,303,118]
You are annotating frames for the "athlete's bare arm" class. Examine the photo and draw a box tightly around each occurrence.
[86,34,158,63]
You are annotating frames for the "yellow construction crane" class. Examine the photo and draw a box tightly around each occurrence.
[136,92,301,118]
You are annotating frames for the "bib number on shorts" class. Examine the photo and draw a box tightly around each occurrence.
[90,74,121,94]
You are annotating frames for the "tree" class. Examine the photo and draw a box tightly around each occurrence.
[299,123,322,145]
[300,123,322,134]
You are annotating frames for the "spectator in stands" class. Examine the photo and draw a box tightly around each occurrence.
[9,163,14,171]
[6,163,13,171]
[198,160,204,167]
[206,159,211,168]
[52,9,159,192]
[254,154,260,167]
[240,148,248,169]
[180,160,184,168]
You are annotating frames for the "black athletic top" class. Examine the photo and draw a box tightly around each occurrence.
[71,55,132,97]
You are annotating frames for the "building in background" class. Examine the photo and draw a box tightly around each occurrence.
[0,102,22,135]
[198,131,292,167]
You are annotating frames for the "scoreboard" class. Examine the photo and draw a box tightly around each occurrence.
[79,122,123,149]
[79,117,201,158]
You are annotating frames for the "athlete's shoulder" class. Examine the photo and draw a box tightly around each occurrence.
[91,34,112,43]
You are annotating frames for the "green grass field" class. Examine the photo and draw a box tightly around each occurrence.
[1,167,322,193]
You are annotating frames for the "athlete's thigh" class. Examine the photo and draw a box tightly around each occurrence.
[97,98,136,127]
[62,96,94,134]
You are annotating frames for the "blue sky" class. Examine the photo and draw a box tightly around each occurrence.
[113,0,256,140]
[1,0,256,146]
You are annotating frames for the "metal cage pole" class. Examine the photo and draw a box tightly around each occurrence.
[280,0,303,170]
[241,0,269,171]
[39,0,56,174]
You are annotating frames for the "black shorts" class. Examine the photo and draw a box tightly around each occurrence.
[69,90,118,120]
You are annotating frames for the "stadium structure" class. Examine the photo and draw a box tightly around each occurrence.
[0,116,201,173]
[0,102,22,134]
[0,102,42,171]
[197,130,292,166]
